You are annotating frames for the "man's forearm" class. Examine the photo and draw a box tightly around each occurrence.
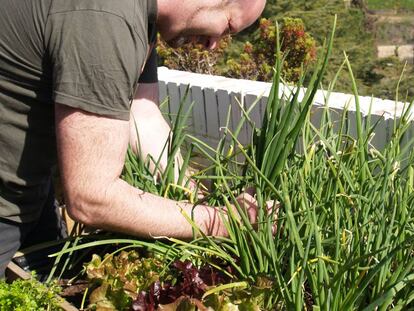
[69,177,224,239]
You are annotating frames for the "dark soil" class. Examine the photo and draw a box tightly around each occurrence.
[59,279,89,309]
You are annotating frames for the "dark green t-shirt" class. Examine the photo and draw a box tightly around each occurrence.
[0,0,157,222]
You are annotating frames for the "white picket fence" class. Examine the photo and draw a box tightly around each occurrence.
[158,67,414,151]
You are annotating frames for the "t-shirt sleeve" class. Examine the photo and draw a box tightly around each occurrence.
[138,48,158,84]
[46,11,147,120]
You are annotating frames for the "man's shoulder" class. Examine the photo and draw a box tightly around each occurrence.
[48,0,147,23]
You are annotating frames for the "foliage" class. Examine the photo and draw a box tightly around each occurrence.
[256,0,414,99]
[85,251,164,310]
[84,251,258,311]
[180,17,336,309]
[279,18,317,81]
[359,56,414,99]
[0,273,62,311]
[130,260,235,311]
[157,18,316,84]
[225,18,316,83]
[367,0,414,10]
[157,36,230,75]
[225,18,275,82]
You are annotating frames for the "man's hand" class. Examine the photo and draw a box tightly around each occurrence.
[233,191,278,233]
[204,191,278,237]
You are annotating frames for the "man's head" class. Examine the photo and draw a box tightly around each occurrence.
[157,0,266,49]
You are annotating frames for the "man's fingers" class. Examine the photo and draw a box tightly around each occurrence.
[235,193,258,224]
[266,200,280,211]
[231,193,280,235]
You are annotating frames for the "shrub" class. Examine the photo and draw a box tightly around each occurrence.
[157,18,317,83]
[226,18,316,83]
[279,18,317,81]
[157,35,230,75]
[0,274,62,310]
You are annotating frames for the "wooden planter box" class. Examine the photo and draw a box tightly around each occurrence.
[5,261,79,311]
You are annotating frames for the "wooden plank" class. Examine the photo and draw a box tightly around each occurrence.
[158,81,169,116]
[310,105,325,132]
[5,261,31,281]
[216,89,231,131]
[158,68,414,152]
[400,120,414,168]
[191,85,207,137]
[385,117,396,148]
[400,118,414,148]
[243,94,261,143]
[167,82,180,124]
[328,107,345,134]
[158,81,168,105]
[60,298,80,311]
[346,110,359,140]
[367,114,387,151]
[230,92,248,145]
[259,96,268,123]
[203,87,220,139]
[178,84,193,130]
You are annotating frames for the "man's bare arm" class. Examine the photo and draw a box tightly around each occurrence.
[129,83,172,172]
[55,104,225,239]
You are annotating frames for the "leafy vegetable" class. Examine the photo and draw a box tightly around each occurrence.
[0,273,62,311]
[85,251,163,310]
[130,259,259,311]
